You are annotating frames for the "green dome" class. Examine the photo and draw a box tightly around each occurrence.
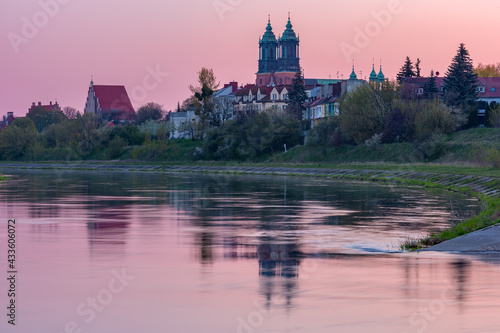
[377,66,385,82]
[261,19,277,43]
[349,66,357,80]
[280,17,298,41]
[369,65,378,81]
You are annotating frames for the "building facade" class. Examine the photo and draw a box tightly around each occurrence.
[84,80,136,123]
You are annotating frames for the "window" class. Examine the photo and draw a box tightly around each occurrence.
[243,96,247,102]
[283,94,288,99]
[257,94,261,100]
[417,88,424,95]
[282,105,286,110]
[272,93,278,100]
[491,87,496,92]
[477,86,485,93]
[260,78,263,85]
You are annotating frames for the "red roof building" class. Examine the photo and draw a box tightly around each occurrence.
[29,101,62,112]
[84,81,135,123]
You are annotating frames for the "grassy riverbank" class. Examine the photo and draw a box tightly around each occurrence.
[402,195,500,251]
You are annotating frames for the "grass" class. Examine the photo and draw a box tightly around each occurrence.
[401,195,500,251]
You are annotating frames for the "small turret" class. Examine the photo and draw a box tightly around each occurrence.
[349,65,357,80]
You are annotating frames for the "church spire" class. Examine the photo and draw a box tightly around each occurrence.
[349,61,357,80]
[369,59,378,82]
[377,60,385,83]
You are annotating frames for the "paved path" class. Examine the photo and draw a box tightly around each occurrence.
[425,224,500,253]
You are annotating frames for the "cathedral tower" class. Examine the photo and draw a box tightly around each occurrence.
[256,15,301,87]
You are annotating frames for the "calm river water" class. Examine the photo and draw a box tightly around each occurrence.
[1,170,500,333]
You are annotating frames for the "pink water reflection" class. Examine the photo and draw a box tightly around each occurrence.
[0,171,498,333]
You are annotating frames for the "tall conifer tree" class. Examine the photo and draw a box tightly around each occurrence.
[288,68,308,121]
[397,56,416,82]
[424,70,439,99]
[443,43,478,107]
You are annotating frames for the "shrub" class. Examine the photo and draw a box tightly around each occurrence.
[414,100,464,141]
[339,84,390,144]
[107,137,127,159]
[364,133,382,150]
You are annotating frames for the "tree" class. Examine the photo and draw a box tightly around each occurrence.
[213,96,234,125]
[27,106,66,132]
[63,106,79,119]
[424,70,439,99]
[415,58,421,77]
[443,43,478,107]
[287,68,308,121]
[414,100,464,141]
[136,102,164,124]
[189,67,220,95]
[189,68,221,131]
[474,63,500,77]
[338,84,390,145]
[306,117,339,157]
[0,118,38,160]
[397,56,416,82]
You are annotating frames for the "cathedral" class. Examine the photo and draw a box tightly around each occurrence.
[256,15,300,87]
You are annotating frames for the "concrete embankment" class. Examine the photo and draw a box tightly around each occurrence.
[424,224,500,252]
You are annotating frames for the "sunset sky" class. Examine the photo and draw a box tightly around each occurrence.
[1,0,500,117]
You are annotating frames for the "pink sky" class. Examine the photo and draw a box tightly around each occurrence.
[1,0,500,117]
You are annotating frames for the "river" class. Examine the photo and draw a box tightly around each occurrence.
[1,169,499,333]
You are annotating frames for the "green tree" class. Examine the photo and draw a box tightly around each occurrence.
[414,100,464,141]
[27,106,66,132]
[474,63,500,77]
[338,84,389,145]
[397,56,416,82]
[443,43,478,107]
[0,118,38,160]
[287,68,308,121]
[136,102,164,124]
[189,68,221,130]
[424,70,439,99]
[306,117,339,157]
[189,67,220,95]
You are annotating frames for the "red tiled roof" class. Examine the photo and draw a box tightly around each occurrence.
[93,85,135,114]
[477,77,500,98]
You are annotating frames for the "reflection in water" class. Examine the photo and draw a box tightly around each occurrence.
[1,169,499,333]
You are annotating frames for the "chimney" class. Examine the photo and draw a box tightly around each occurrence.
[230,81,238,92]
[7,112,13,117]
[32,102,35,106]
[50,101,52,105]
[38,102,41,106]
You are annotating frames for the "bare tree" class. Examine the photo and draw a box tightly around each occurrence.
[63,106,79,119]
